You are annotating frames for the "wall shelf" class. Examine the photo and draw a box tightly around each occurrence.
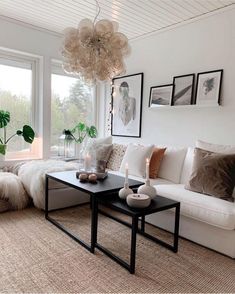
[149,104,220,110]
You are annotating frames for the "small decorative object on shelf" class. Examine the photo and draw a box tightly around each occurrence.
[137,158,157,199]
[118,163,133,199]
[126,194,151,208]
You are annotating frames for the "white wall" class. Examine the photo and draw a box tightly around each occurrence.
[0,17,62,158]
[111,7,235,147]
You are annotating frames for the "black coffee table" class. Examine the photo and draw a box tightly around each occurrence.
[45,171,143,253]
[96,194,180,274]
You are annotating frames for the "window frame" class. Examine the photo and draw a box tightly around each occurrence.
[50,59,97,157]
[0,48,41,160]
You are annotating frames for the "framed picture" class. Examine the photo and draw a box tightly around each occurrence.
[195,69,223,106]
[171,74,195,106]
[111,72,143,137]
[149,84,173,107]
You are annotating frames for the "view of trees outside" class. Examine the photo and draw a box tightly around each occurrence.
[0,64,31,152]
[51,74,94,155]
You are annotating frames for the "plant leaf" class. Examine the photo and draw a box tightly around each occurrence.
[21,125,35,144]
[88,126,98,138]
[0,110,10,128]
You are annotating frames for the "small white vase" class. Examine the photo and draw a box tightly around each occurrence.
[118,183,133,200]
[137,179,156,199]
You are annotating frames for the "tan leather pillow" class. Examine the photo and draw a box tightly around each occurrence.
[185,148,235,201]
[149,147,166,179]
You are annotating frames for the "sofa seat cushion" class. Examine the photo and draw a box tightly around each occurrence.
[155,184,235,230]
[18,160,80,209]
[108,170,173,186]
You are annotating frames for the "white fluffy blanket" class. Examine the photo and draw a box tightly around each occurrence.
[0,172,29,210]
[18,160,79,209]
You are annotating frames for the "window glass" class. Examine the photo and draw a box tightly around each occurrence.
[51,71,94,156]
[0,62,32,154]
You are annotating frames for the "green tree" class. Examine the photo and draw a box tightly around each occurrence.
[0,90,30,151]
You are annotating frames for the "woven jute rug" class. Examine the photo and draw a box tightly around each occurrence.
[0,205,234,293]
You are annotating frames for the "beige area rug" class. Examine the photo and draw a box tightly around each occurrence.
[0,205,234,294]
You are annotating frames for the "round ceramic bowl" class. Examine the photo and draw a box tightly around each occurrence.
[126,193,151,208]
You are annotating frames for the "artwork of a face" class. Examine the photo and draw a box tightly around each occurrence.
[202,77,215,95]
[119,82,129,96]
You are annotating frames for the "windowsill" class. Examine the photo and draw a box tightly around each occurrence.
[0,156,42,168]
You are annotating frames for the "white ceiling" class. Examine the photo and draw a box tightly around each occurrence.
[0,0,234,40]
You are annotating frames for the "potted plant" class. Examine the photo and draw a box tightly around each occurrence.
[62,122,97,158]
[0,110,35,155]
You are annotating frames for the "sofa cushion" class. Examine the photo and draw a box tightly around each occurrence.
[107,143,127,171]
[185,148,235,201]
[108,170,173,186]
[149,147,166,179]
[180,147,194,184]
[119,143,154,178]
[196,140,235,199]
[158,147,187,183]
[18,160,80,209]
[196,140,235,154]
[154,184,235,230]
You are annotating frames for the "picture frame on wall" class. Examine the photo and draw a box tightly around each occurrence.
[111,72,143,137]
[195,69,223,106]
[171,74,195,106]
[149,84,173,107]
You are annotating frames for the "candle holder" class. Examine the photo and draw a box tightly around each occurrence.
[137,179,156,199]
[118,182,133,200]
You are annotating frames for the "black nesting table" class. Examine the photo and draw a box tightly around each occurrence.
[45,171,180,274]
[45,171,143,253]
[96,194,180,274]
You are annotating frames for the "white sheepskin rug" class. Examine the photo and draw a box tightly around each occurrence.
[18,160,79,209]
[0,172,29,210]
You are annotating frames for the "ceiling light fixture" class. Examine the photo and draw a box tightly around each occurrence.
[61,0,130,83]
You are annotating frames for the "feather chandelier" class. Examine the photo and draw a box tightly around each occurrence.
[61,1,130,83]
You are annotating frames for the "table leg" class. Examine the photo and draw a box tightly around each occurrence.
[140,215,145,233]
[90,196,98,253]
[130,216,138,274]
[173,203,180,253]
[45,176,49,218]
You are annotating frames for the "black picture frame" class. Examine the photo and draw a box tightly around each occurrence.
[171,74,195,106]
[195,69,223,106]
[111,72,143,138]
[149,84,173,107]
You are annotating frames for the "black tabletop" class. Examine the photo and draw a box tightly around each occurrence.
[98,195,180,217]
[46,171,144,195]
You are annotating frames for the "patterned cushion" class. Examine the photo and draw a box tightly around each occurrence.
[107,143,127,171]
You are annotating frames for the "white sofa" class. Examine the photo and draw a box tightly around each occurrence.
[17,142,235,258]
[107,145,235,259]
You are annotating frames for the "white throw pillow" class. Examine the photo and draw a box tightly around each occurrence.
[158,147,187,183]
[196,140,235,154]
[119,143,154,178]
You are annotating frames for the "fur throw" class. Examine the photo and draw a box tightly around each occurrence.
[18,160,79,209]
[0,172,29,210]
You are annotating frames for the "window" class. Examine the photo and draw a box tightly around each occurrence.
[0,50,40,160]
[51,61,96,156]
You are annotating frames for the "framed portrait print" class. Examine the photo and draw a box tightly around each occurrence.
[195,69,223,106]
[149,84,173,107]
[171,74,195,106]
[111,72,143,137]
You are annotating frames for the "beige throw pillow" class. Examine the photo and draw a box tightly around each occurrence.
[185,148,235,201]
